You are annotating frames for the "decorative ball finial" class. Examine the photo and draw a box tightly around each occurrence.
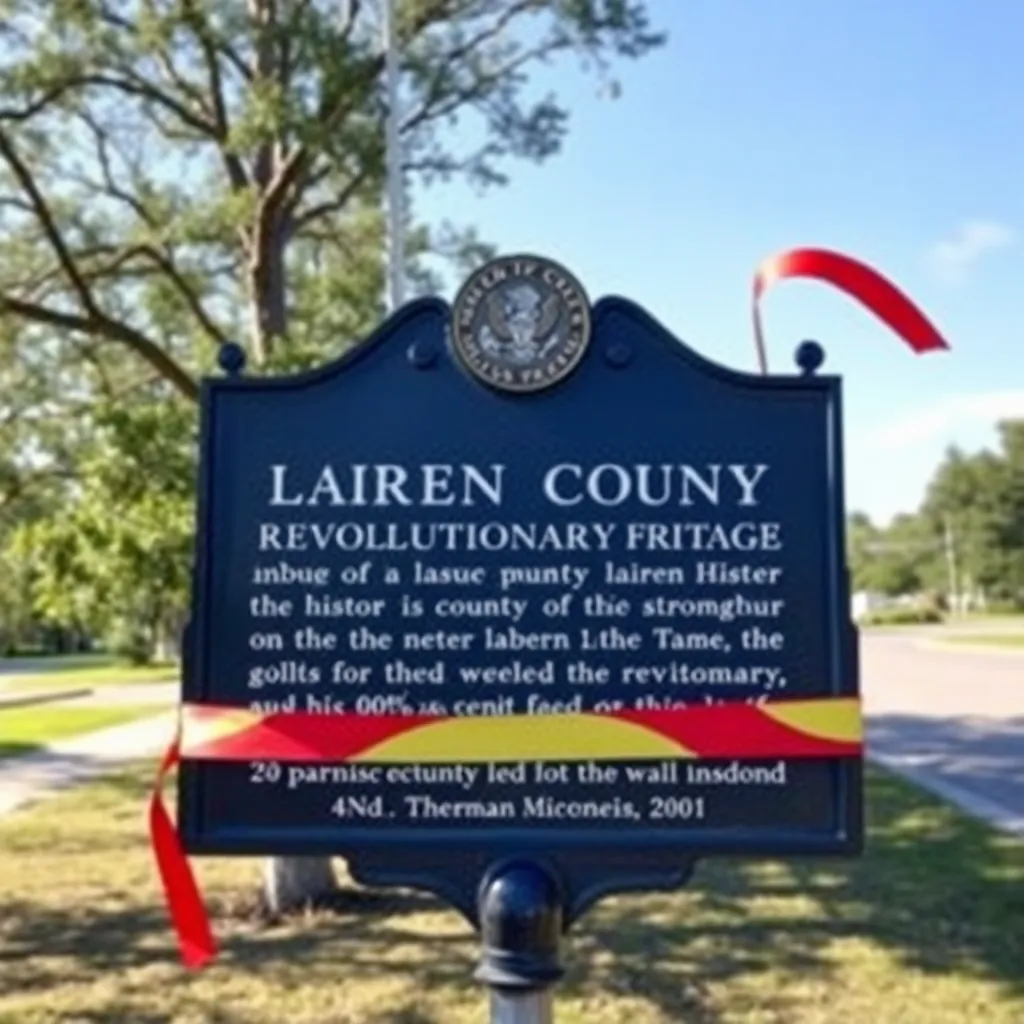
[218,342,247,376]
[604,342,633,369]
[795,340,826,376]
[407,340,438,369]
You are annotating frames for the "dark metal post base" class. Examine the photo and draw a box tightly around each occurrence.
[475,860,564,1023]
[488,989,553,1024]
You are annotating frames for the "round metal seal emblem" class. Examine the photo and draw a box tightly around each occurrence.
[450,254,592,393]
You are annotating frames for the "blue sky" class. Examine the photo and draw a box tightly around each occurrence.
[413,0,1024,525]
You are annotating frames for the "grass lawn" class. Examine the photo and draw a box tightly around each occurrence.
[0,766,1021,1022]
[0,706,167,759]
[3,661,179,694]
[954,612,1024,623]
[940,633,1024,649]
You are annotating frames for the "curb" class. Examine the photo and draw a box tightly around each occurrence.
[868,751,1024,837]
[0,688,94,710]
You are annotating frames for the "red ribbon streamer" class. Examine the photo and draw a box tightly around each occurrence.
[752,247,950,373]
[149,728,218,970]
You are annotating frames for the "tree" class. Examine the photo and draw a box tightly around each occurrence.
[984,421,1024,601]
[0,315,92,654]
[846,511,881,591]
[920,442,1016,604]
[846,511,928,597]
[13,397,196,662]
[0,1,663,914]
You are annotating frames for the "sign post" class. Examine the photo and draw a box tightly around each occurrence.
[477,860,562,1022]
[164,253,866,1005]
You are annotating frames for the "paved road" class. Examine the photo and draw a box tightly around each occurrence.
[862,630,1024,835]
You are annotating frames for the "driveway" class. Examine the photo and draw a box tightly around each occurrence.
[861,629,1024,835]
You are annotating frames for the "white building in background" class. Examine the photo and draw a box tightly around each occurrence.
[851,590,892,621]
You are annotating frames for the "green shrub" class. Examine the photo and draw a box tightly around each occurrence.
[860,605,943,626]
[104,618,153,665]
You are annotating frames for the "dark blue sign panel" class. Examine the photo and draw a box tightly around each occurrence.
[179,258,861,924]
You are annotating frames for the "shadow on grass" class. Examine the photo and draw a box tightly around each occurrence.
[0,885,467,1000]
[568,766,1024,1022]
[374,1010,445,1024]
[18,1003,304,1024]
[2,767,1021,1022]
[5,986,447,1024]
[35,1008,176,1024]
[0,902,174,997]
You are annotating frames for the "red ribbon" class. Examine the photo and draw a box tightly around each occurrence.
[752,247,950,373]
[149,725,217,970]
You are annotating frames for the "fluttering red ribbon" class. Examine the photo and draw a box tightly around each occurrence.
[752,247,950,373]
[149,728,218,970]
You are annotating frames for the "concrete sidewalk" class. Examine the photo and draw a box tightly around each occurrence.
[862,631,1024,837]
[57,682,179,707]
[0,711,177,817]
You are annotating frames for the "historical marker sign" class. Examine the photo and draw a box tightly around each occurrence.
[178,255,862,925]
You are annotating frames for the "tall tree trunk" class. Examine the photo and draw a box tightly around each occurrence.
[247,206,340,912]
[263,856,338,915]
[247,240,285,366]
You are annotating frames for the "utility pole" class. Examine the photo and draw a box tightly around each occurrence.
[943,514,960,614]
[381,0,407,311]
